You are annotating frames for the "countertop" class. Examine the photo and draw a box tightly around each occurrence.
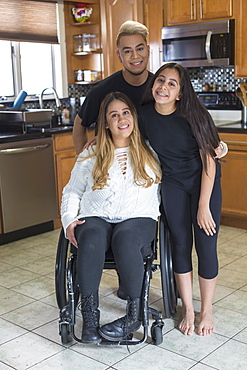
[214,120,247,133]
[1,120,247,145]
[0,125,73,144]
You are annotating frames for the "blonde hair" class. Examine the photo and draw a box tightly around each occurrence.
[79,92,161,190]
[116,20,149,46]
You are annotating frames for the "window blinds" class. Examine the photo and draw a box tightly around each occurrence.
[0,0,58,43]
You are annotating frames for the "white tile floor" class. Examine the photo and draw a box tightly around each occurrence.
[0,225,246,369]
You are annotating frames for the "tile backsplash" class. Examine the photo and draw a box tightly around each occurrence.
[67,66,246,112]
[1,67,245,115]
[188,66,243,92]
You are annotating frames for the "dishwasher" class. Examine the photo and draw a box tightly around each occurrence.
[0,137,58,233]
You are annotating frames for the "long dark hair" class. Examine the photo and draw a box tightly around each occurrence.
[142,63,220,170]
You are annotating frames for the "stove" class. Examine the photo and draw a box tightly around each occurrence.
[197,91,241,110]
[197,91,242,125]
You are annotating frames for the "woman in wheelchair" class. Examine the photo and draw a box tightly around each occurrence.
[61,92,161,344]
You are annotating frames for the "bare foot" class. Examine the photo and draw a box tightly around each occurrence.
[197,312,214,336]
[179,308,195,335]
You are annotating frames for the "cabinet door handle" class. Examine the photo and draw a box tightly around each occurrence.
[191,0,194,20]
[199,0,203,19]
[205,31,212,64]
[0,143,50,154]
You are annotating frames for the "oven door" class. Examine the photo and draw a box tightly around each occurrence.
[0,137,57,233]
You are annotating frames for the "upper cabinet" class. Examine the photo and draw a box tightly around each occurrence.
[143,0,164,73]
[100,0,144,77]
[165,0,233,25]
[235,0,247,77]
[200,0,233,20]
[64,0,103,84]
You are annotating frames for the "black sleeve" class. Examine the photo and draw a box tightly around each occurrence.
[77,85,103,127]
[137,109,148,140]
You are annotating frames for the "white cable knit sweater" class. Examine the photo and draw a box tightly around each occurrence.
[61,147,160,233]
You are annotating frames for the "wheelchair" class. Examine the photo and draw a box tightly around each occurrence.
[55,214,177,346]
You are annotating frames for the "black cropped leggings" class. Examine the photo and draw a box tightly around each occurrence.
[75,217,156,298]
[161,176,222,279]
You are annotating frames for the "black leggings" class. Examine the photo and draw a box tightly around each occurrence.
[161,176,222,279]
[75,217,156,298]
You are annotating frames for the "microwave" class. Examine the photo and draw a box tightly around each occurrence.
[162,20,234,68]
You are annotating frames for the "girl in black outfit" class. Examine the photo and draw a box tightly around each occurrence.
[138,62,222,336]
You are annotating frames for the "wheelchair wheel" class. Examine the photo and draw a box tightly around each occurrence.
[55,229,70,310]
[151,323,163,346]
[159,217,177,318]
[60,323,70,345]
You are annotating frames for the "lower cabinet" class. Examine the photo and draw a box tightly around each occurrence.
[53,132,76,228]
[219,132,247,229]
[53,130,95,228]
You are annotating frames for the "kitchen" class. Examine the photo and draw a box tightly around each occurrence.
[0,1,247,369]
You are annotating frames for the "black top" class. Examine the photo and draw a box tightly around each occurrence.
[138,103,205,190]
[78,70,153,127]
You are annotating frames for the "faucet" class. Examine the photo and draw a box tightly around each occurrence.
[39,87,62,110]
[39,87,62,126]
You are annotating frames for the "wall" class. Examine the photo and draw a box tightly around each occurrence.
[189,66,243,92]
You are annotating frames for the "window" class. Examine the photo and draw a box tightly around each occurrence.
[0,41,14,97]
[0,41,62,98]
[0,1,67,102]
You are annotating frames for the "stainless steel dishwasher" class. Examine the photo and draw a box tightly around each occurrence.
[0,137,57,233]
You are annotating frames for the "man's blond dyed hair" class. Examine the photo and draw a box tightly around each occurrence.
[116,20,149,46]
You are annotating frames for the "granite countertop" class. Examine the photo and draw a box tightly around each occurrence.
[215,121,247,134]
[215,120,247,133]
[0,124,74,144]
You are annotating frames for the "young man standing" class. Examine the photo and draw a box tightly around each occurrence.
[72,20,152,154]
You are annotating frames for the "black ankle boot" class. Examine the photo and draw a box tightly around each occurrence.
[79,292,101,344]
[99,297,142,341]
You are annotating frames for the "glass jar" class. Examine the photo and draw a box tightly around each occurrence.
[88,34,97,51]
[73,35,84,53]
[74,70,84,82]
[73,33,97,53]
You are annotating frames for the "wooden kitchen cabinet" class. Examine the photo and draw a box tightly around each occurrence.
[53,132,76,227]
[219,132,247,229]
[235,0,247,77]
[144,0,164,73]
[165,0,233,25]
[64,0,103,84]
[52,130,94,228]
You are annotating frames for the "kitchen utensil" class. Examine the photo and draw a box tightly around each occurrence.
[242,106,247,125]
[240,82,247,106]
[235,88,244,106]
[12,90,27,108]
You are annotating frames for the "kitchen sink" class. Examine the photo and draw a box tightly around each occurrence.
[0,109,52,125]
